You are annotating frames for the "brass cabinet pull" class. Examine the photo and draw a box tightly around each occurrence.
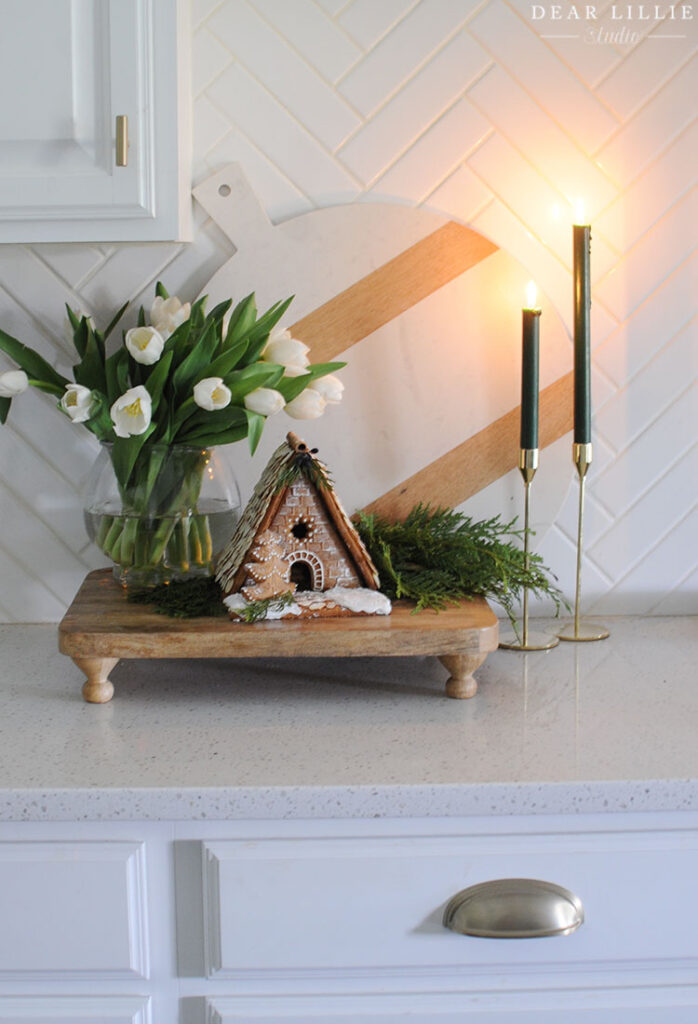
[115,115,129,167]
[443,878,584,939]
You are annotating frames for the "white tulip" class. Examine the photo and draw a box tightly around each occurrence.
[284,389,327,420]
[243,387,285,416]
[60,384,93,423]
[308,374,344,404]
[150,295,190,340]
[110,386,152,438]
[125,325,165,366]
[282,363,311,378]
[193,377,232,411]
[263,329,310,370]
[0,370,28,398]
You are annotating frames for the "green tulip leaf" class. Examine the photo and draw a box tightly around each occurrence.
[0,328,69,392]
[0,397,10,425]
[245,409,265,455]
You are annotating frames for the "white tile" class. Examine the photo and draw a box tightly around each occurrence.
[505,0,623,88]
[467,134,577,260]
[651,564,698,615]
[337,32,490,185]
[315,0,350,16]
[0,428,87,553]
[0,487,90,605]
[596,122,698,251]
[200,129,315,222]
[0,547,66,623]
[371,98,490,202]
[594,191,696,319]
[594,321,698,454]
[597,57,697,183]
[250,0,361,82]
[468,65,618,216]
[31,245,105,292]
[597,31,697,120]
[338,0,472,116]
[206,62,360,197]
[192,95,231,159]
[594,258,696,386]
[592,504,698,615]
[594,379,697,517]
[556,484,614,551]
[589,445,698,581]
[191,0,225,30]
[339,0,418,51]
[208,1,360,150]
[469,0,619,152]
[80,244,180,310]
[425,164,493,223]
[192,27,232,96]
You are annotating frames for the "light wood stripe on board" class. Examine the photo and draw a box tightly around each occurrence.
[360,373,574,520]
[291,221,498,362]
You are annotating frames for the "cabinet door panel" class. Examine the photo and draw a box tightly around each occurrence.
[0,840,148,979]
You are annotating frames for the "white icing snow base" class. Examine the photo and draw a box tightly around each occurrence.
[223,587,391,621]
[321,587,391,615]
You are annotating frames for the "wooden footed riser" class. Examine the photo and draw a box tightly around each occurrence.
[60,571,499,703]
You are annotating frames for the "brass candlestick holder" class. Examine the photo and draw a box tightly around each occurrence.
[499,449,560,652]
[557,443,609,642]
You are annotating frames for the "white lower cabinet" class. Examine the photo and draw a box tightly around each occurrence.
[1,814,697,1022]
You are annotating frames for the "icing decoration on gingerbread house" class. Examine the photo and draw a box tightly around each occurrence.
[216,432,390,620]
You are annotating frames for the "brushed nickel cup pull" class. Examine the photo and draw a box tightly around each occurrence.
[115,115,129,167]
[443,878,584,939]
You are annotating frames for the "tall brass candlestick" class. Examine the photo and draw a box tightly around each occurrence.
[500,285,559,652]
[558,205,609,643]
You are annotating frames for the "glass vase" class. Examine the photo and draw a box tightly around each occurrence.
[83,443,241,589]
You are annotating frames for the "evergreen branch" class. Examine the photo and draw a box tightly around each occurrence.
[355,503,568,629]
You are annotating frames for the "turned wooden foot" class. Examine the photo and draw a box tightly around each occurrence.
[439,652,488,699]
[73,657,119,703]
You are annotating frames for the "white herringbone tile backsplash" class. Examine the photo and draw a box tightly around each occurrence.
[0,0,695,621]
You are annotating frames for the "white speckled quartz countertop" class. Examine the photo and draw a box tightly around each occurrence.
[0,617,696,821]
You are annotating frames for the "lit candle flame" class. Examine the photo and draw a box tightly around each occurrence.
[574,197,587,224]
[525,281,538,309]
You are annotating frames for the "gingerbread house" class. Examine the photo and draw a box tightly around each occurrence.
[216,433,390,620]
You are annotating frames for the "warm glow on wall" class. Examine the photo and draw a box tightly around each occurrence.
[574,197,587,225]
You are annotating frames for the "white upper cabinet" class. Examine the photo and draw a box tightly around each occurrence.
[0,0,190,242]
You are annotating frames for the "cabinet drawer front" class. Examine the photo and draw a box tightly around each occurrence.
[201,830,698,977]
[0,841,148,979]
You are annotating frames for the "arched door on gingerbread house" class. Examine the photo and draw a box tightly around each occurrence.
[287,550,323,592]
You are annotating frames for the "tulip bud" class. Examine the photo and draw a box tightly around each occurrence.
[0,370,29,398]
[284,389,327,420]
[308,374,344,404]
[150,295,190,340]
[193,377,232,411]
[243,387,286,416]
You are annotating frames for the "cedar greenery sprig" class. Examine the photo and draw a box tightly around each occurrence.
[355,503,567,629]
[233,591,296,623]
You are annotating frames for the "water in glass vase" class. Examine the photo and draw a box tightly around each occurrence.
[84,500,239,588]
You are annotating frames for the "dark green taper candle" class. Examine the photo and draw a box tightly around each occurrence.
[521,285,540,450]
[573,221,591,444]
